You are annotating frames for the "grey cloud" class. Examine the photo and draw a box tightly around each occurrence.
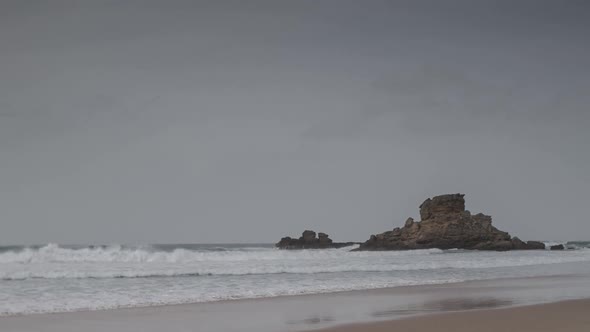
[1,0,589,244]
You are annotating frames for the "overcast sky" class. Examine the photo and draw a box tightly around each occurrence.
[1,0,589,245]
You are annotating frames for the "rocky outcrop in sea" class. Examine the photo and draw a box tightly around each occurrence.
[276,230,357,249]
[550,244,565,250]
[356,193,545,251]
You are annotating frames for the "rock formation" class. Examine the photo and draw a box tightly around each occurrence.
[276,230,356,249]
[550,244,565,250]
[357,194,545,251]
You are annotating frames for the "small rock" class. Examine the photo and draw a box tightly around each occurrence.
[550,244,565,250]
[276,230,356,249]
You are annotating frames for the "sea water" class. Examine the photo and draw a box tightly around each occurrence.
[1,242,589,316]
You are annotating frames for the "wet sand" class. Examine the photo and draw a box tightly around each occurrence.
[1,273,590,332]
[313,299,590,332]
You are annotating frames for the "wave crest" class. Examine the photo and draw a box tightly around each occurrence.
[1,244,589,281]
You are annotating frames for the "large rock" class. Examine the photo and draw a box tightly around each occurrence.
[276,230,356,249]
[357,194,545,251]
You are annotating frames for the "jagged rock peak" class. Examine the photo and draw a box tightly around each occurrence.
[419,193,465,220]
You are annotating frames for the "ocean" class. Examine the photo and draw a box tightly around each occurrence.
[1,242,590,316]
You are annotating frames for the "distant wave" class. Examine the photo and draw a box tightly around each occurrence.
[1,242,588,265]
[565,241,590,249]
[1,243,590,280]
[2,243,590,317]
[542,241,590,250]
[0,243,356,264]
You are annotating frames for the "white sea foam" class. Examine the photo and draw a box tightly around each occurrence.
[1,244,590,315]
[0,243,360,264]
[1,244,589,280]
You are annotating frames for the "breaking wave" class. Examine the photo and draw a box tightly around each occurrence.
[0,243,275,264]
[2,243,590,316]
[1,243,589,281]
[543,241,590,250]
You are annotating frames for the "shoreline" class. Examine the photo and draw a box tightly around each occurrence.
[0,272,580,318]
[2,272,590,331]
[310,299,590,332]
[4,243,590,318]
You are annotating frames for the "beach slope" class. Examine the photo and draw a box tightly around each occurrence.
[313,299,590,332]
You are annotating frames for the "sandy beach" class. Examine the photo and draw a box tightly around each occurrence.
[314,299,590,332]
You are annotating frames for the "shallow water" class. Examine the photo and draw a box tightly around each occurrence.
[2,272,590,332]
[1,243,589,315]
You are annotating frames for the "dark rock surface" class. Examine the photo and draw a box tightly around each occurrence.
[357,194,545,251]
[550,244,565,250]
[276,230,357,249]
